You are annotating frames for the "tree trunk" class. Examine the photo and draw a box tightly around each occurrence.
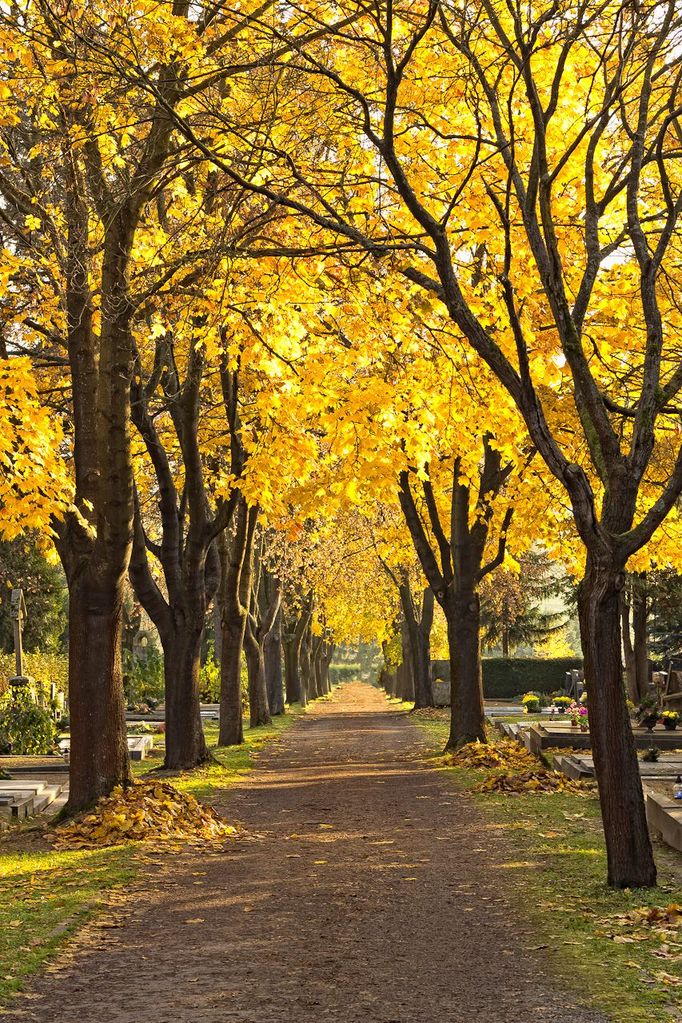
[320,642,334,694]
[244,616,271,728]
[398,618,415,701]
[445,585,486,748]
[213,600,222,664]
[312,635,324,698]
[161,620,209,770]
[633,576,649,701]
[578,556,656,888]
[284,634,301,704]
[265,605,285,714]
[219,610,245,745]
[300,624,313,704]
[621,593,638,704]
[502,628,510,658]
[400,584,434,708]
[622,576,649,705]
[218,501,257,746]
[66,572,130,813]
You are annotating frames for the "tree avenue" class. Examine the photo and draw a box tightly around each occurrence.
[0,0,681,897]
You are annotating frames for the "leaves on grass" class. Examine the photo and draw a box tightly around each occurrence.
[476,769,594,795]
[444,739,594,795]
[49,780,237,849]
[443,738,538,772]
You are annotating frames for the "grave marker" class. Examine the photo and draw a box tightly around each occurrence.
[8,588,32,688]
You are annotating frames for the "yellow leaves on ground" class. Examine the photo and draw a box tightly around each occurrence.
[598,904,682,985]
[443,738,538,772]
[444,739,594,796]
[50,780,237,850]
[476,770,594,796]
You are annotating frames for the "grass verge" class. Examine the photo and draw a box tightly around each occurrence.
[413,710,682,1023]
[0,845,135,1003]
[131,702,307,799]
[0,701,307,1006]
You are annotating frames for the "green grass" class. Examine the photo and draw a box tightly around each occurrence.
[0,845,135,1003]
[130,703,307,799]
[413,711,682,1023]
[0,701,308,1006]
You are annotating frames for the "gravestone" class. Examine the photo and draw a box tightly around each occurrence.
[8,589,33,688]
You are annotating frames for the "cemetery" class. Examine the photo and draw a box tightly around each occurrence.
[2,3,682,1022]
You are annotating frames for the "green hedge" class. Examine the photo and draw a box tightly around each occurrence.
[482,657,583,699]
[329,664,359,683]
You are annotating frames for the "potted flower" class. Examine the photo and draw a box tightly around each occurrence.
[521,692,541,714]
[553,696,571,715]
[578,706,589,732]
[567,700,581,727]
[635,696,660,732]
[662,710,679,732]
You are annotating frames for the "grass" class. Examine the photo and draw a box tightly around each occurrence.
[413,711,682,1023]
[0,701,307,1006]
[0,845,135,1003]
[130,703,307,799]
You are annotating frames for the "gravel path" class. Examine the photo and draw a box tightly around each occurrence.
[5,682,608,1023]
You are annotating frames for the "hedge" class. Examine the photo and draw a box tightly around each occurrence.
[432,656,584,699]
[329,663,360,683]
[482,657,583,699]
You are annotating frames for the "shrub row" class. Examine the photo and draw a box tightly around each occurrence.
[329,663,360,683]
[482,657,584,698]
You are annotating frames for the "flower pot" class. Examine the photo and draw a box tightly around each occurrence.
[580,724,589,732]
[664,721,678,731]
[558,708,565,715]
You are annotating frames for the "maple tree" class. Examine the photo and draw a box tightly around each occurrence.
[123,0,682,888]
[0,1,202,809]
[3,0,682,895]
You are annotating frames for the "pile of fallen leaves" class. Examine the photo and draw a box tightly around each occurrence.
[475,769,594,795]
[50,779,237,849]
[442,739,594,795]
[443,738,539,772]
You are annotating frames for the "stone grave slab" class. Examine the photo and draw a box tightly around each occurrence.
[646,793,682,854]
[0,779,63,820]
[554,752,682,782]
[0,754,68,775]
[58,734,155,761]
[527,723,682,756]
[127,735,155,761]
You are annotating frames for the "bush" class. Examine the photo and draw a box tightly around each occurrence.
[199,646,220,702]
[123,647,164,708]
[481,657,583,699]
[0,687,58,754]
[0,651,68,700]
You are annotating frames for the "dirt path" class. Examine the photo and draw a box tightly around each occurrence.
[6,683,607,1023]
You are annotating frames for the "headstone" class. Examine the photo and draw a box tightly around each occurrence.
[432,680,450,707]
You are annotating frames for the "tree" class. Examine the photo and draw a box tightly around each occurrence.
[480,550,569,657]
[0,537,67,653]
[0,1,210,810]
[153,0,682,886]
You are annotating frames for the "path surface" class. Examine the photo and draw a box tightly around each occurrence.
[6,683,607,1023]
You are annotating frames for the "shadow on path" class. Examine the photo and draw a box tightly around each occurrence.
[6,682,608,1023]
